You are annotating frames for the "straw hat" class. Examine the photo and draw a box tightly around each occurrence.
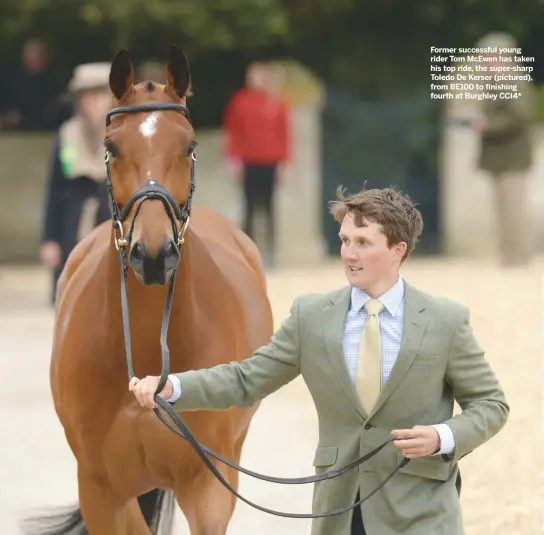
[69,62,111,93]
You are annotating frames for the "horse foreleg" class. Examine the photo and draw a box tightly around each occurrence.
[175,461,238,535]
[78,467,153,535]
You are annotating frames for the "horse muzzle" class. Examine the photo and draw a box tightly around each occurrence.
[128,239,180,285]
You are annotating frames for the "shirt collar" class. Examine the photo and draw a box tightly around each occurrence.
[350,276,404,317]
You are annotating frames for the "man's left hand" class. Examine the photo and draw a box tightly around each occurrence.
[391,425,440,458]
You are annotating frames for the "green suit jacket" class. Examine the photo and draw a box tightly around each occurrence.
[173,282,509,535]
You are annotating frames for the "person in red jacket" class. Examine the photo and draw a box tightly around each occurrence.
[223,61,291,268]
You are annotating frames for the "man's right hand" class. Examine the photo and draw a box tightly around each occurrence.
[129,376,174,409]
[40,241,61,269]
[473,116,487,133]
[225,156,244,183]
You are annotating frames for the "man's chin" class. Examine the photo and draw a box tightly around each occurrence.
[345,269,366,286]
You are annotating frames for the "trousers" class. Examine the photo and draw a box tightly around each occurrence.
[491,171,533,266]
[242,164,277,260]
[351,493,366,535]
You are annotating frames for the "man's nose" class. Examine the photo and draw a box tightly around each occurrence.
[342,245,357,260]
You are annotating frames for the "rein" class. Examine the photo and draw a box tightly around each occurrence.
[105,100,409,519]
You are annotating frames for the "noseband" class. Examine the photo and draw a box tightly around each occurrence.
[106,100,409,520]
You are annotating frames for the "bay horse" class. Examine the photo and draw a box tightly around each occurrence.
[23,45,273,535]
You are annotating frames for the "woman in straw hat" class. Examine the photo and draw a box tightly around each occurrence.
[39,62,113,304]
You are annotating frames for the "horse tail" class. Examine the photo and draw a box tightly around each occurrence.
[138,489,176,534]
[20,489,176,535]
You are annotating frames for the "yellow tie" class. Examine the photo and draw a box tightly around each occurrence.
[356,299,384,416]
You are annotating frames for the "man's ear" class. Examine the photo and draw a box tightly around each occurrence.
[397,241,408,259]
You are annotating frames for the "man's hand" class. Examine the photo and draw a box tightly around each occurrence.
[129,376,173,409]
[391,425,440,458]
[225,156,244,183]
[472,115,488,133]
[40,241,61,270]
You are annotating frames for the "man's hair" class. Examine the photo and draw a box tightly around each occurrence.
[328,185,424,261]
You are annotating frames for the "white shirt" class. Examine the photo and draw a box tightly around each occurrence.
[167,276,455,455]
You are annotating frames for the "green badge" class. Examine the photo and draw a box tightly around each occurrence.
[60,144,76,177]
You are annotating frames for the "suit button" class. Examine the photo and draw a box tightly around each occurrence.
[364,423,371,430]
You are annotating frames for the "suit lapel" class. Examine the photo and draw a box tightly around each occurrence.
[367,281,429,418]
[322,287,366,419]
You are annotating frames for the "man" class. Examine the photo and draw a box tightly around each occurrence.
[474,31,535,267]
[0,38,61,131]
[130,186,509,535]
[222,60,291,268]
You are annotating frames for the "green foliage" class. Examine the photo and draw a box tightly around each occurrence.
[0,0,542,121]
[0,0,288,59]
[284,0,544,98]
[80,0,288,50]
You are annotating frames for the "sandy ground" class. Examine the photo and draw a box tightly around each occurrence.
[0,257,542,534]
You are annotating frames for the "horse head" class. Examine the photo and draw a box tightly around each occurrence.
[105,45,196,286]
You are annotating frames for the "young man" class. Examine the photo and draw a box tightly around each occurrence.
[130,186,509,535]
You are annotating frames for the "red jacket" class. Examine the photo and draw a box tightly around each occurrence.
[223,88,291,165]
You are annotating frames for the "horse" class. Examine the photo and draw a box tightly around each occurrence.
[22,45,274,535]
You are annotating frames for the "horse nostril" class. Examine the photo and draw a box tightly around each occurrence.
[162,240,180,271]
[166,241,178,257]
[130,242,146,261]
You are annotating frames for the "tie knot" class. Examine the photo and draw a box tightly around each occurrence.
[364,299,384,316]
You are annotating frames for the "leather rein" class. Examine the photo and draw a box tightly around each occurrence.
[105,100,409,519]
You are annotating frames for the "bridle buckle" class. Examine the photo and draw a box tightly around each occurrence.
[113,220,128,250]
[177,215,191,247]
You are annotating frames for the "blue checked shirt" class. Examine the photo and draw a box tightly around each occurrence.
[344,276,455,456]
[167,276,455,456]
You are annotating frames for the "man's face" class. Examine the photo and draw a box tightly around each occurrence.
[22,41,48,74]
[339,213,405,293]
[246,63,268,91]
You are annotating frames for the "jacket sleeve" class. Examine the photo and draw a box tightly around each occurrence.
[440,306,510,463]
[172,297,302,411]
[42,132,65,243]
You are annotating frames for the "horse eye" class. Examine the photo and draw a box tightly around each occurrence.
[186,140,197,157]
[104,139,118,158]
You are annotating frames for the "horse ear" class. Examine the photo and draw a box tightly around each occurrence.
[109,49,134,100]
[166,45,191,99]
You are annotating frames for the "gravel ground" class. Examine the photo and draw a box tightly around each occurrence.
[0,258,542,534]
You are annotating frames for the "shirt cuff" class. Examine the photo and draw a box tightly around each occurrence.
[165,374,181,403]
[432,423,456,456]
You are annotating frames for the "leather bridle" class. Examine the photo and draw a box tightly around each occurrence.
[105,100,409,519]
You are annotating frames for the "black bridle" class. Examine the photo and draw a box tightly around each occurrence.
[105,102,195,261]
[106,100,409,520]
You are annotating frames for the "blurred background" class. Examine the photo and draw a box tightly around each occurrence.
[0,2,543,534]
[1,0,544,271]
